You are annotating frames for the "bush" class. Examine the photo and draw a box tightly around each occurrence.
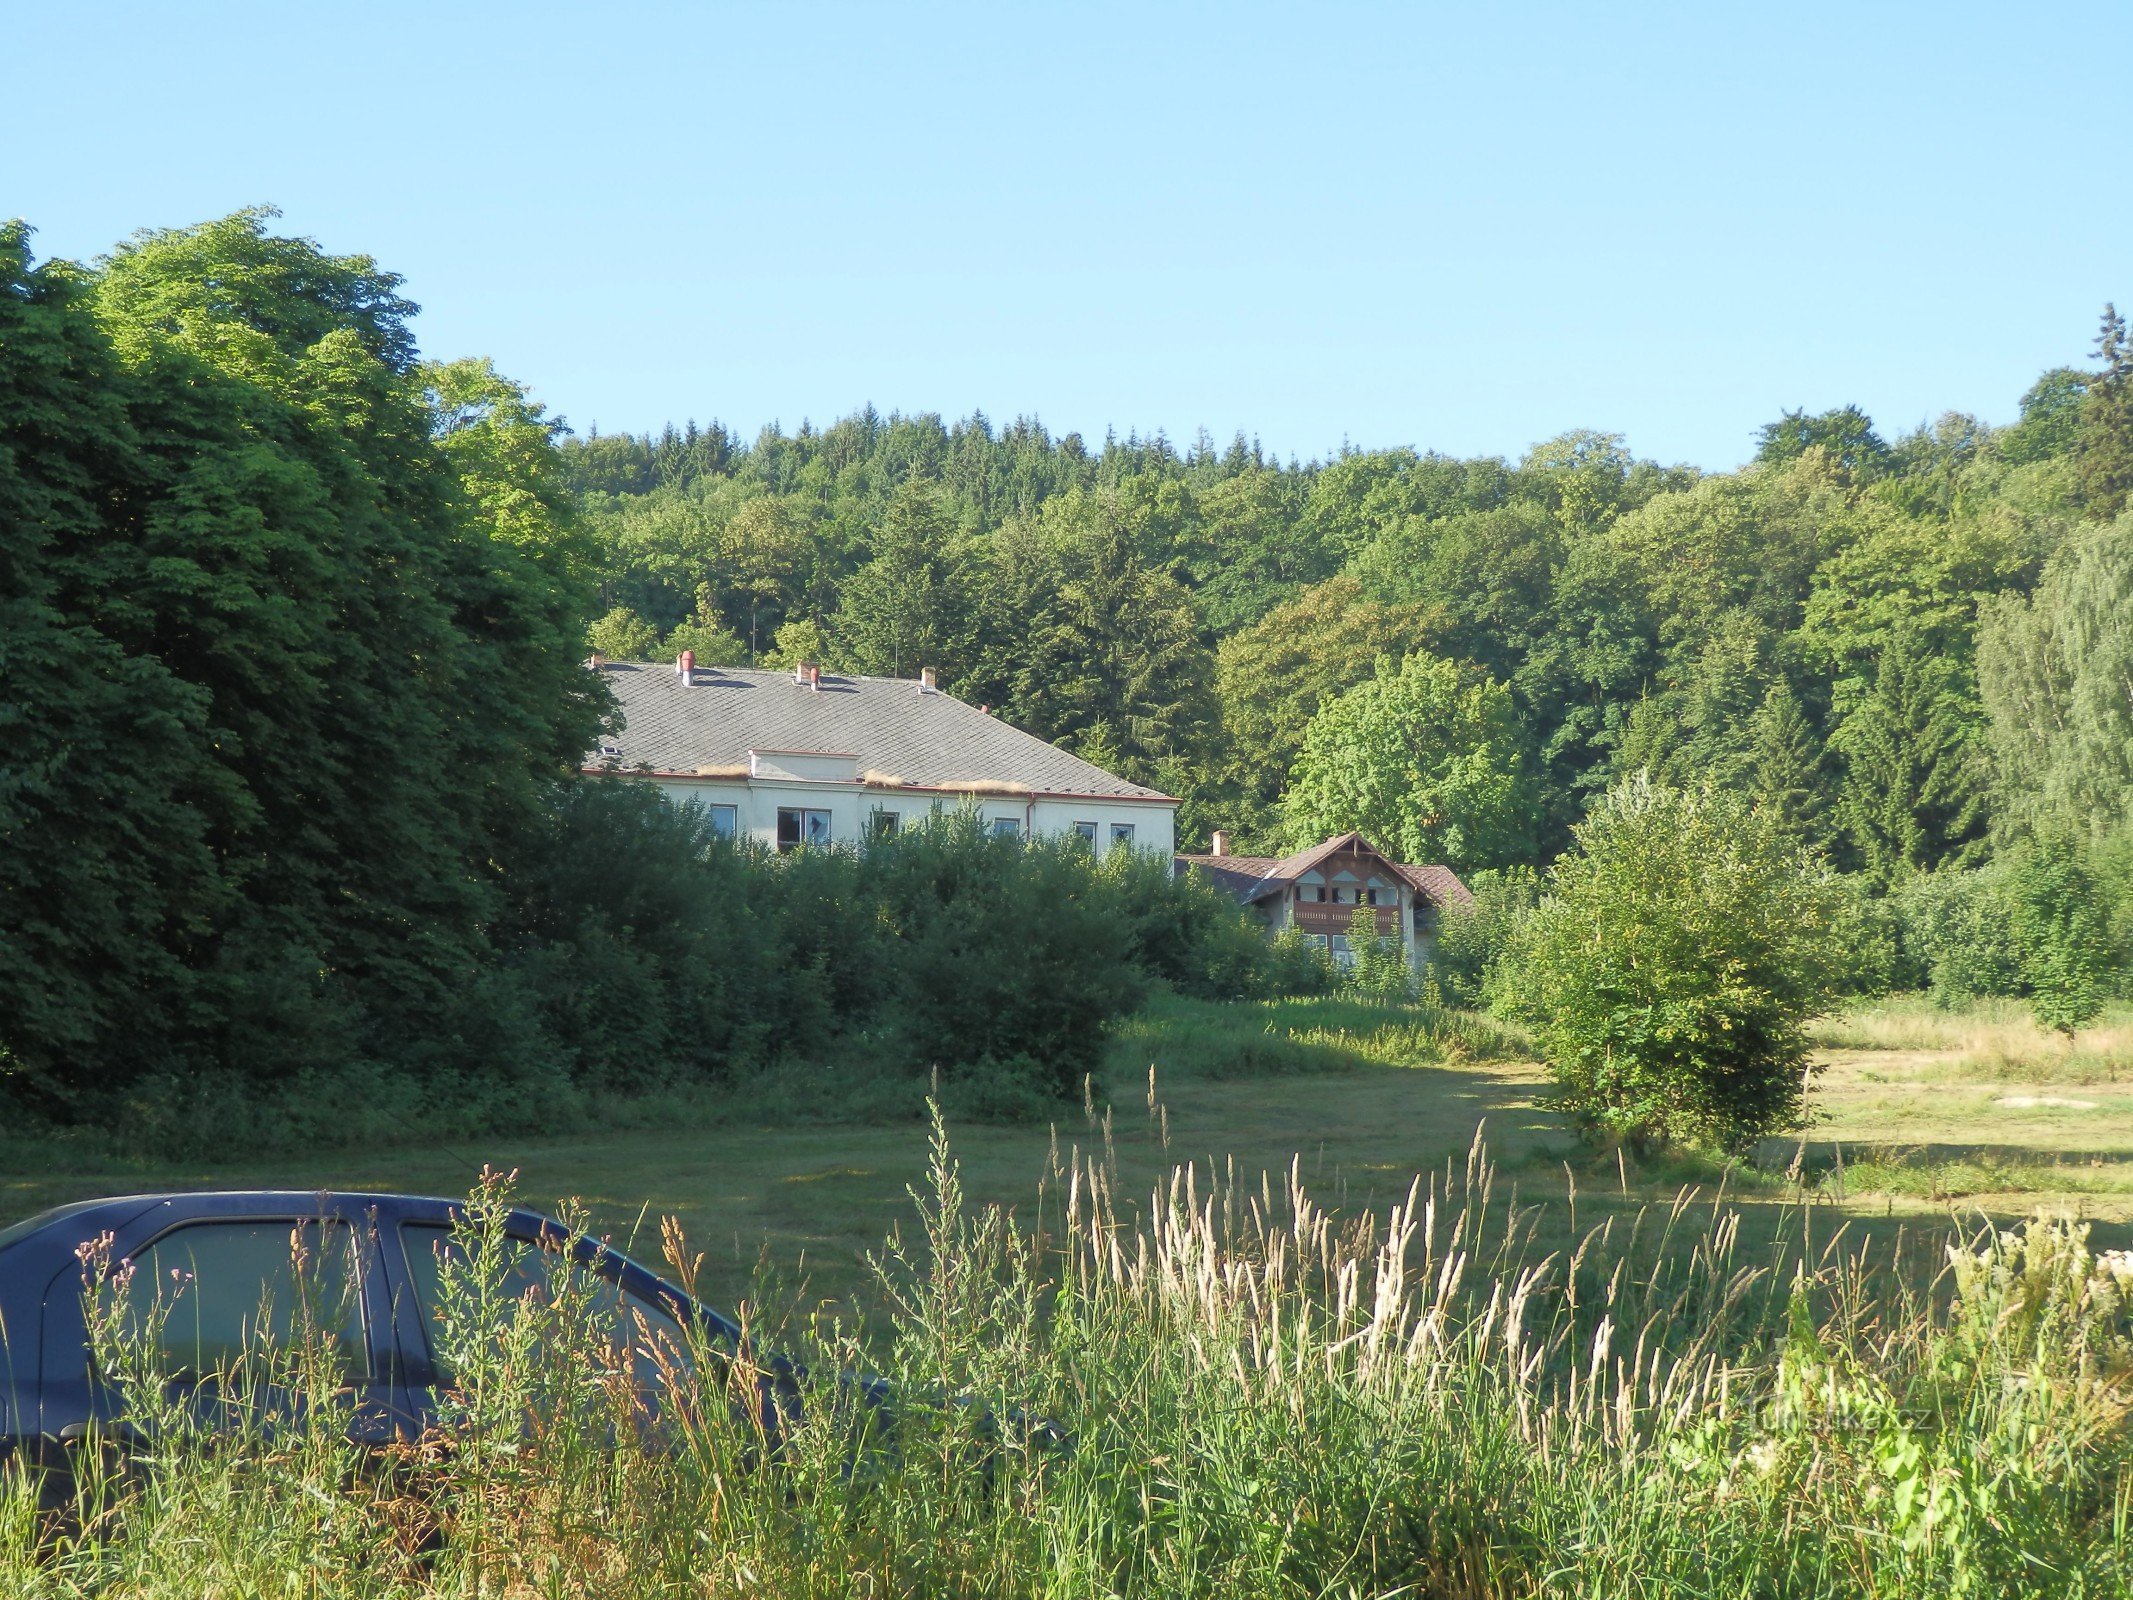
[1893,864,2024,1005]
[1261,925,1339,996]
[1492,776,1845,1154]
[1890,844,2117,1031]
[1427,866,1538,1008]
[1112,854,1274,1000]
[858,815,1143,1098]
[2006,838,2113,1035]
[1343,905,1415,1003]
[1827,873,1905,998]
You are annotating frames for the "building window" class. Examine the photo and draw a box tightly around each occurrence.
[776,807,831,852]
[705,804,737,839]
[989,815,1023,839]
[1109,822,1136,851]
[1072,820,1098,849]
[868,808,900,840]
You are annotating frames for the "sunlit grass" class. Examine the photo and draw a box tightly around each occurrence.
[12,1134,2133,1595]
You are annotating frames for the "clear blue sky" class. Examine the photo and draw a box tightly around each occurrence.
[6,2,2124,469]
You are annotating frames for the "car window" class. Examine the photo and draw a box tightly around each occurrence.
[399,1225,687,1387]
[119,1220,368,1383]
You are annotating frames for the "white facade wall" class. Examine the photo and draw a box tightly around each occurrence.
[642,774,1177,857]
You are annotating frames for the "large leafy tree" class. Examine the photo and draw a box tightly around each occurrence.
[1212,574,1449,842]
[1283,650,1531,870]
[1753,404,1890,480]
[1977,514,2133,841]
[0,211,601,1116]
[0,223,232,1109]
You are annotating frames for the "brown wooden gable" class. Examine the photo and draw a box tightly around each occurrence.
[1289,839,1406,937]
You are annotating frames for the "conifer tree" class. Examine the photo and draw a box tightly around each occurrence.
[2078,304,2133,517]
[1747,680,1830,845]
[1835,632,1989,883]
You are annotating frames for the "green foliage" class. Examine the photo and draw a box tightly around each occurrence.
[2077,304,2133,517]
[2006,839,2113,1035]
[586,604,662,659]
[1212,573,1447,843]
[835,476,976,679]
[1494,776,1845,1153]
[1892,865,2026,1006]
[1341,903,1414,1003]
[1835,631,1990,884]
[0,212,602,1120]
[1754,404,1890,479]
[1260,924,1340,996]
[1978,514,2133,842]
[1283,650,1532,870]
[1427,866,1539,1008]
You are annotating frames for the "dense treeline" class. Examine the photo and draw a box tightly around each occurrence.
[571,327,2133,1004]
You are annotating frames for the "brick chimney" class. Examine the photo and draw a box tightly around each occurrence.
[806,664,821,691]
[678,649,695,688]
[920,666,937,693]
[1210,830,1231,857]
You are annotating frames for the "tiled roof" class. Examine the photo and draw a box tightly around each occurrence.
[1394,862,1474,908]
[1176,830,1472,907]
[588,662,1175,802]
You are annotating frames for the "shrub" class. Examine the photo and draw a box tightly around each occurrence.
[1110,853,1273,1000]
[857,815,1143,1098]
[2007,838,2113,1035]
[1262,925,1339,996]
[1827,873,1905,997]
[1427,865,1538,1008]
[1342,905,1415,1003]
[1492,775,1845,1154]
[1892,864,2024,1005]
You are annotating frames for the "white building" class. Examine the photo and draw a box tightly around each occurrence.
[586,659,1178,856]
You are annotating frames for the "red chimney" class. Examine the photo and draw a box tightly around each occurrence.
[806,664,821,691]
[679,649,695,688]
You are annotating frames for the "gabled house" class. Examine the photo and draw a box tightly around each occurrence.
[1175,831,1472,970]
[586,657,1179,855]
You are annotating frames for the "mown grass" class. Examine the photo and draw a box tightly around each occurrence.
[10,1132,2133,1597]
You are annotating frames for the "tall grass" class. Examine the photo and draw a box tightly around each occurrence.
[1104,992,1530,1084]
[1812,994,2133,1082]
[9,1122,2133,1596]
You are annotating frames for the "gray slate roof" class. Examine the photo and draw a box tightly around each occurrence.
[589,662,1175,802]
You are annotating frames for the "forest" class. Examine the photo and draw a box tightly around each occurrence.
[569,337,2128,870]
[4,208,2129,1146]
[570,314,2133,989]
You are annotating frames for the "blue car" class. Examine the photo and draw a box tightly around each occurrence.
[0,1189,769,1494]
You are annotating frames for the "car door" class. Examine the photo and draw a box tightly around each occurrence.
[53,1197,407,1448]
[386,1218,695,1407]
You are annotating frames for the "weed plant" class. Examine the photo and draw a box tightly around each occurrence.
[8,1119,2133,1596]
